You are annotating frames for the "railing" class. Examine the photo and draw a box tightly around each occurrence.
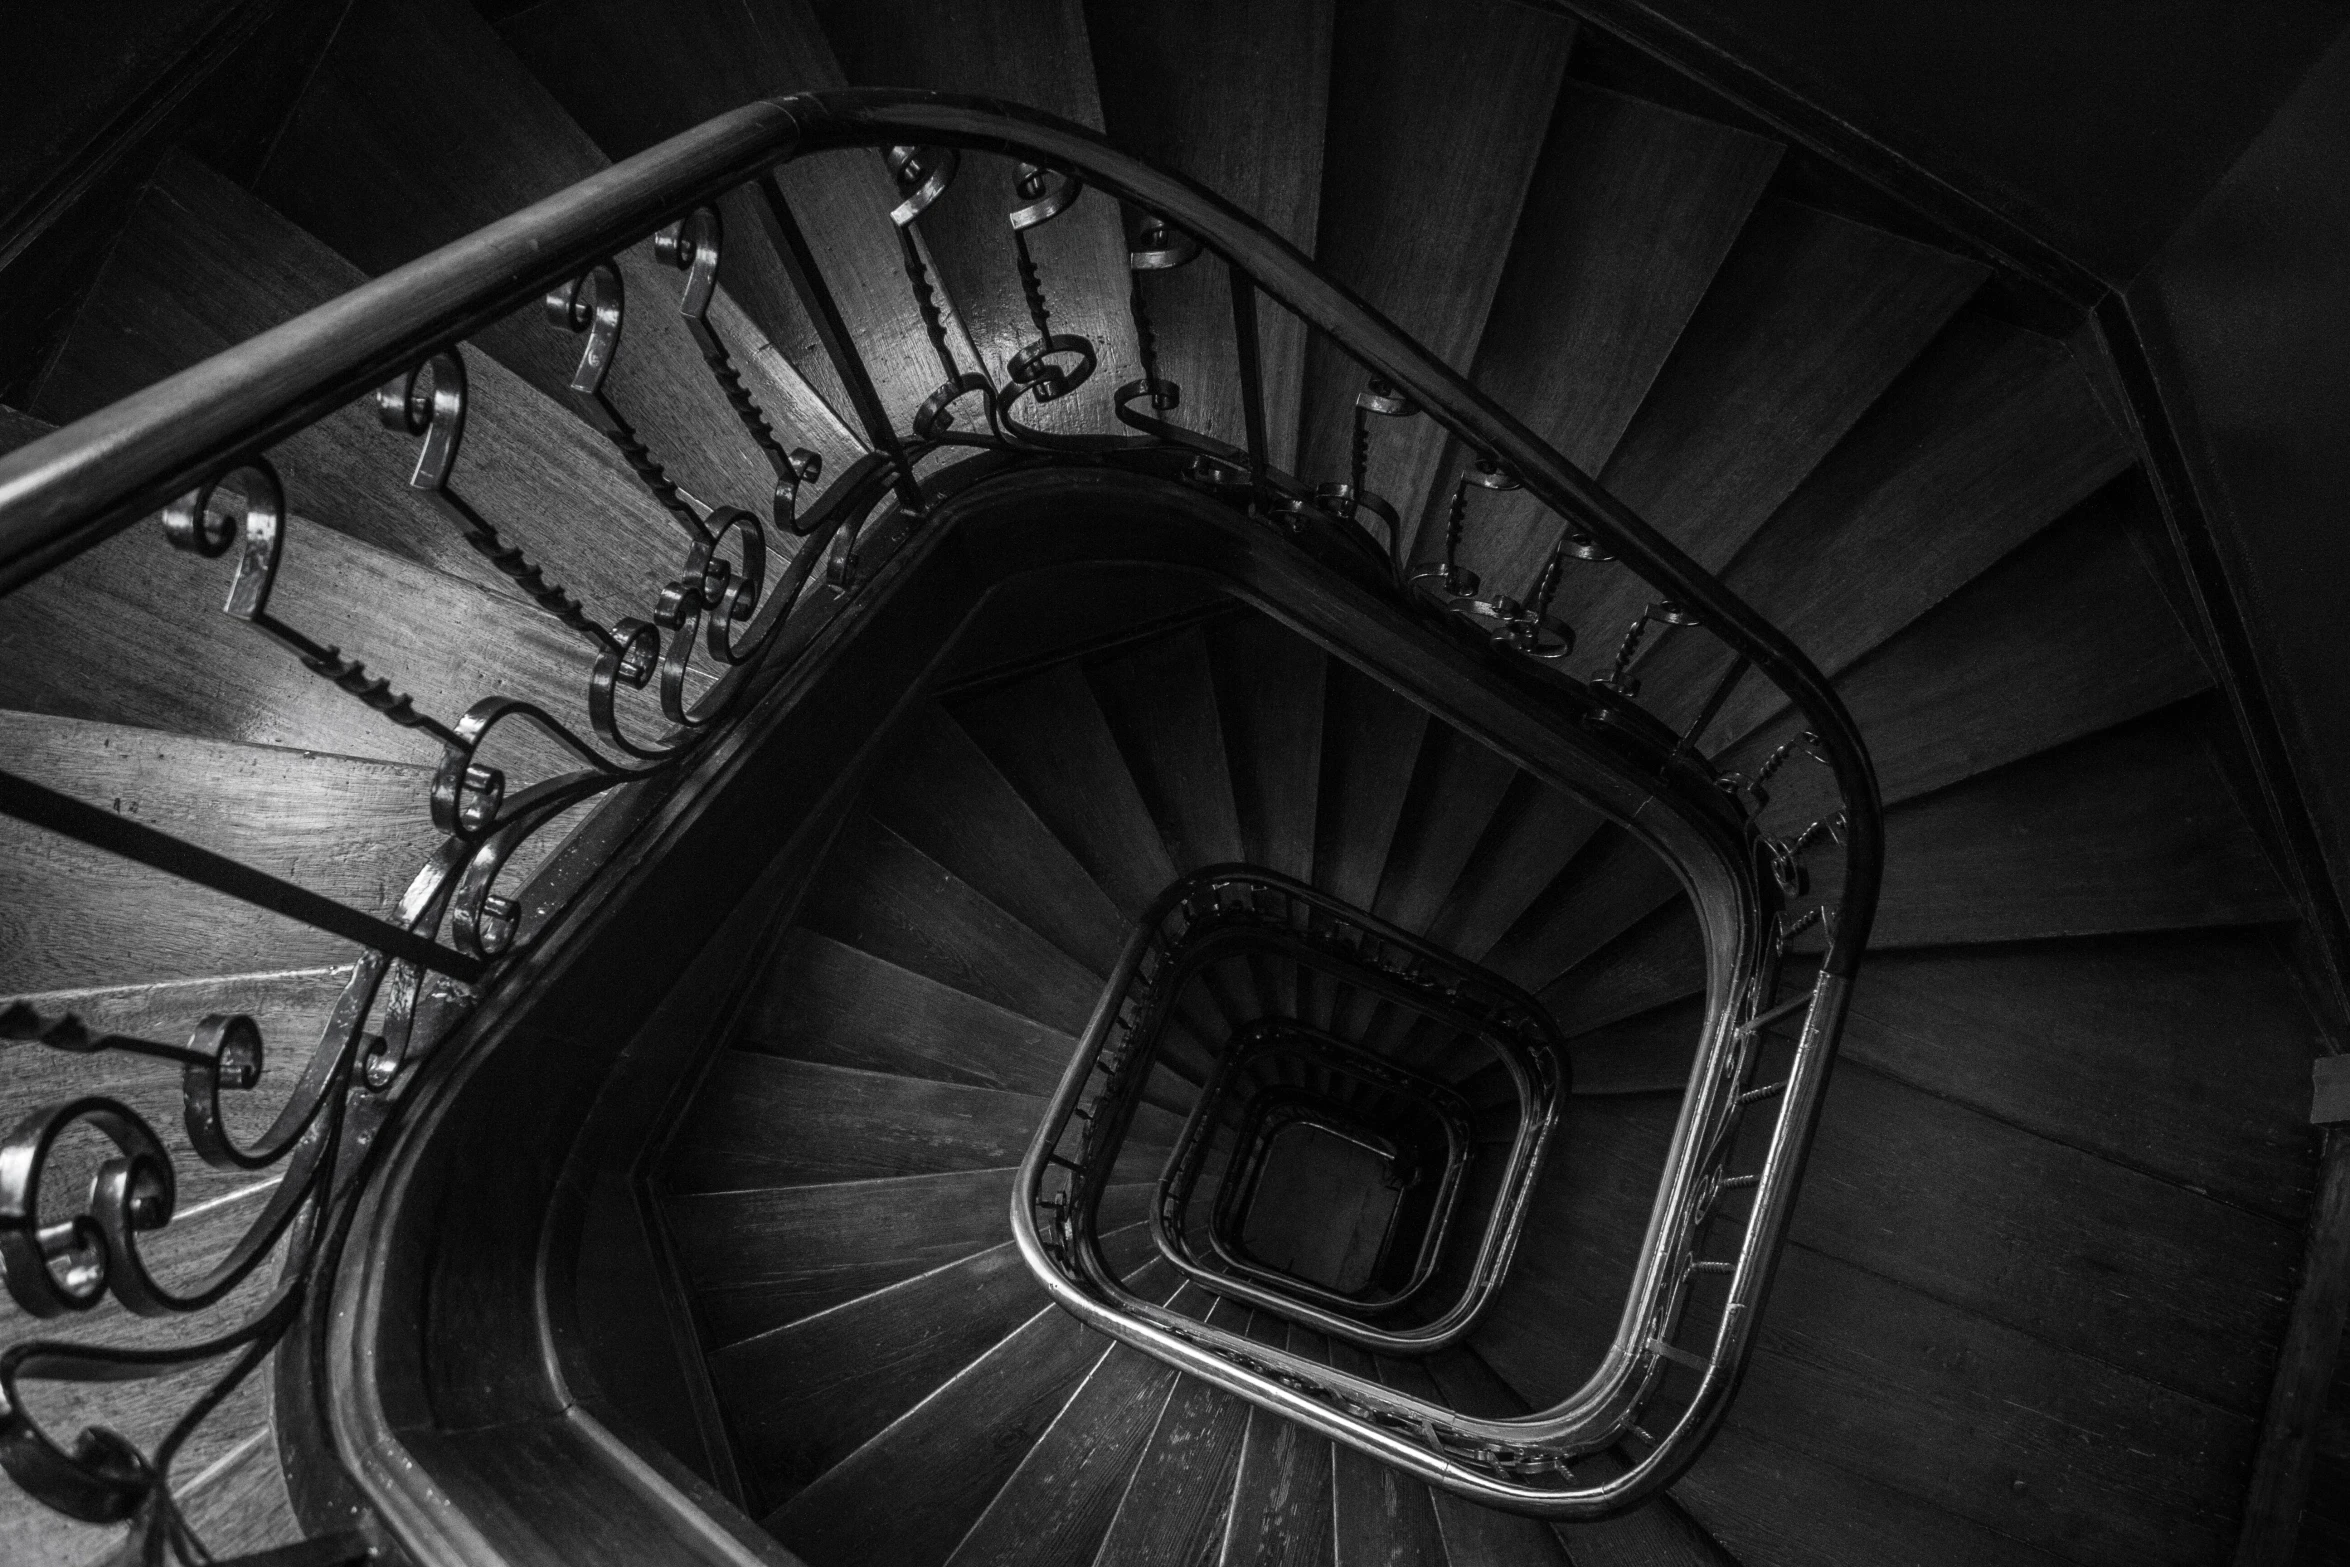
[1130,905,1557,1351]
[0,86,1876,1552]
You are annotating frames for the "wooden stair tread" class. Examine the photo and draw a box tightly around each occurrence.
[1641,314,2138,743]
[1215,1319,1337,1567]
[1326,1339,1449,1566]
[662,1168,1148,1348]
[1086,0,1334,468]
[1863,697,2295,947]
[30,152,690,622]
[1482,825,1684,998]
[251,0,853,506]
[1298,0,1575,560]
[708,1226,1151,1513]
[944,1287,1210,1567]
[1717,485,2212,836]
[0,463,594,772]
[1549,199,1987,671]
[1431,83,1783,593]
[1538,898,1704,1036]
[809,0,1144,439]
[1378,1355,1570,1565]
[486,0,920,433]
[1315,661,1430,911]
[952,664,1180,919]
[1207,612,1326,884]
[772,1258,1179,1567]
[665,1052,1048,1194]
[1372,722,1522,936]
[797,811,1105,1035]
[1089,1297,1255,1566]
[1088,627,1248,873]
[736,928,1078,1098]
[866,699,1129,976]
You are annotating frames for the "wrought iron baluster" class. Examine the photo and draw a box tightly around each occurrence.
[1228,268,1270,495]
[546,261,710,543]
[1002,162,1097,409]
[882,145,998,449]
[1592,600,1700,700]
[654,207,822,533]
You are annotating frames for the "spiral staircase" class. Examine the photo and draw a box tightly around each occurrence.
[0,1,2343,1564]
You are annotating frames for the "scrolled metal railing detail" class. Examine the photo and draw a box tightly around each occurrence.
[0,87,1881,1540]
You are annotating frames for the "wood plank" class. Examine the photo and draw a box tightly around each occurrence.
[1559,997,1706,1098]
[2229,1128,2350,1567]
[1789,1062,2301,1415]
[1549,201,1984,677]
[1085,0,1335,469]
[865,699,1129,975]
[0,474,596,775]
[797,811,1105,1035]
[1676,1424,2074,1567]
[710,1228,1140,1511]
[953,664,1180,920]
[1425,84,1783,591]
[1862,699,2296,948]
[1217,1319,1338,1567]
[30,152,693,623]
[1638,315,2135,744]
[1298,0,1573,557]
[1711,485,2213,840]
[663,1166,1039,1347]
[1835,931,2323,1224]
[737,928,1078,1098]
[1715,1245,2254,1567]
[809,0,1144,439]
[1378,1356,1569,1566]
[1537,900,1705,1037]
[1372,722,1521,936]
[252,0,852,508]
[1091,1296,1255,1566]
[1316,661,1429,910]
[1089,627,1247,871]
[487,0,930,429]
[0,713,445,991]
[1327,1338,1448,1566]
[664,1052,1045,1193]
[1482,826,1683,998]
[945,1288,1211,1567]
[1421,776,1607,965]
[1208,611,1327,884]
[772,1259,1178,1567]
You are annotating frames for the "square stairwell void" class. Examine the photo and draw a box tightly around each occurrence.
[1234,1119,1407,1295]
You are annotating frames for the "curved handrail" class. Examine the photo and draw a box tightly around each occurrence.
[0,87,1879,1538]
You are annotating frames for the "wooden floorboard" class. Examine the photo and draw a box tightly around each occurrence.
[1372,722,1522,936]
[1090,1297,1255,1567]
[1209,612,1327,886]
[1216,1319,1338,1567]
[1089,627,1248,871]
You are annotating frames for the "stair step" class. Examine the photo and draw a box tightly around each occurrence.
[1215,1320,1336,1566]
[1206,612,1326,885]
[774,1258,1180,1567]
[810,0,1144,438]
[1326,1338,1449,1565]
[1676,1423,2075,1567]
[664,1168,1148,1348]
[1420,778,1607,964]
[1299,0,1575,553]
[737,929,1079,1097]
[1428,83,1782,590]
[252,0,857,506]
[666,1053,1052,1193]
[1640,313,2138,742]
[29,152,689,622]
[945,1286,1212,1567]
[1088,628,1248,872]
[1547,199,1987,675]
[1538,899,1703,1036]
[1719,485,2211,835]
[710,1225,1154,1514]
[1863,697,2294,947]
[867,699,1130,977]
[1373,723,1521,936]
[1089,1296,1256,1566]
[1085,0,1335,467]
[1378,1356,1570,1566]
[0,714,445,993]
[1482,826,1683,998]
[1315,661,1429,915]
[954,664,1180,919]
[0,456,594,772]
[798,811,1105,1035]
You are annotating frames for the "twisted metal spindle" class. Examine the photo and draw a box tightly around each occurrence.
[1592,601,1699,700]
